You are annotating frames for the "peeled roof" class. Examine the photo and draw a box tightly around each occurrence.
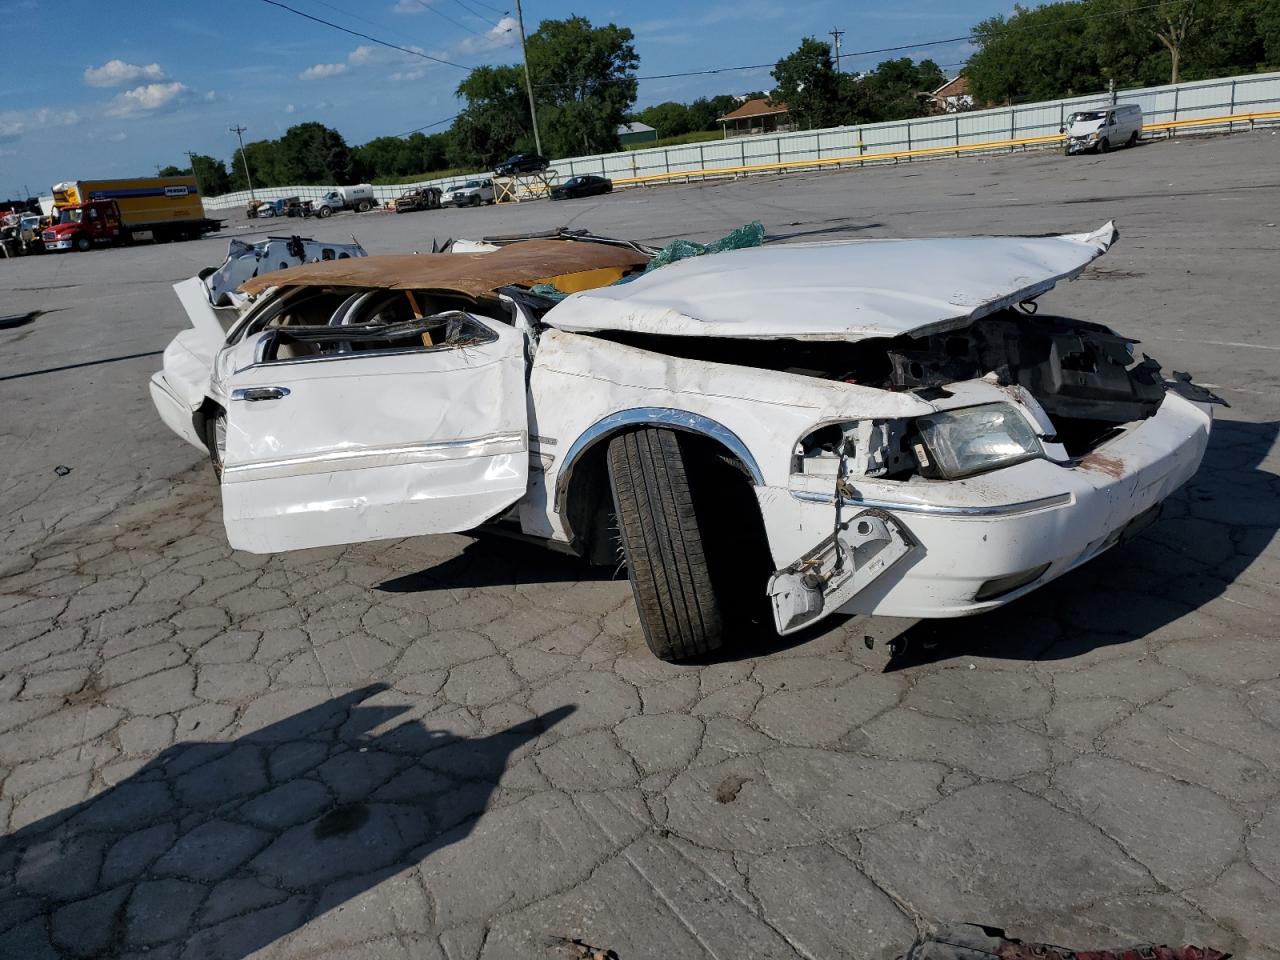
[238,239,649,298]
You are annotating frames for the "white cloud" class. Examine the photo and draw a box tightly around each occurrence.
[457,16,516,54]
[285,103,296,114]
[0,107,79,142]
[391,0,427,12]
[107,131,127,142]
[107,81,189,117]
[348,45,380,65]
[299,62,349,80]
[84,59,165,88]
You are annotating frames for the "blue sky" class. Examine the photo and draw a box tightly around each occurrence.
[0,0,991,195]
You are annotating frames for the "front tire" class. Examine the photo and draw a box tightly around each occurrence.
[607,428,725,661]
[318,206,332,219]
[204,411,227,480]
[1099,137,1111,153]
[74,235,91,252]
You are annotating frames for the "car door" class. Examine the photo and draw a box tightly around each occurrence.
[218,311,529,554]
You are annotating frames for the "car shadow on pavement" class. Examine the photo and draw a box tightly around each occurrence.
[881,417,1279,670]
[0,685,573,958]
[378,534,618,593]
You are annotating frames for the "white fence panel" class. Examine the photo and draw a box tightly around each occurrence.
[200,70,1280,210]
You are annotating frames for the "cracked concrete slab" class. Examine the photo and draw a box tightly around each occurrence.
[3,132,1280,958]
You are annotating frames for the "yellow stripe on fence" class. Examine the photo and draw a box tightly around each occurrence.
[611,110,1280,187]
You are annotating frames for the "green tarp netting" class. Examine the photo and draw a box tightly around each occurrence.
[531,221,765,301]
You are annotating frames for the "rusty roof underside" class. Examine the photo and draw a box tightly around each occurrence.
[239,239,650,298]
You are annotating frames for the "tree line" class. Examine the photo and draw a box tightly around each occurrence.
[966,0,1279,104]
[160,3,1278,195]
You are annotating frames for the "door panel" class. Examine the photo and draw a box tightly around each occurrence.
[220,315,528,553]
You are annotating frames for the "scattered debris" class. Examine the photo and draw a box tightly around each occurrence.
[715,774,750,804]
[54,465,71,476]
[548,936,620,959]
[899,924,1228,960]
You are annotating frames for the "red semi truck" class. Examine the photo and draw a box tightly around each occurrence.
[42,177,220,252]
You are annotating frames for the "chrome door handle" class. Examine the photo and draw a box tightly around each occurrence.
[231,386,291,402]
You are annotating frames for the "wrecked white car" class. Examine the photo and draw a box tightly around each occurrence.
[150,223,1219,661]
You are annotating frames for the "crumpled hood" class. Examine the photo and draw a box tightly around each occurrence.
[1068,119,1104,137]
[544,221,1117,342]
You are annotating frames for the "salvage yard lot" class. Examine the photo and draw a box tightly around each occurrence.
[2,131,1279,959]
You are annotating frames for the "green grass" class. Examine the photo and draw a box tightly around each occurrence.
[625,130,723,151]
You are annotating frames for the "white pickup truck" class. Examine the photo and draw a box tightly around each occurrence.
[150,225,1219,661]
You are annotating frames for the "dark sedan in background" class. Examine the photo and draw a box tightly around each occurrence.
[494,154,550,177]
[549,175,614,200]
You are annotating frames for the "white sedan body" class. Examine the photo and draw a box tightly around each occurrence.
[150,224,1215,637]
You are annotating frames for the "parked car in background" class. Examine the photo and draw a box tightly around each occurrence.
[151,222,1221,663]
[550,175,613,201]
[1063,104,1143,154]
[395,187,443,213]
[450,179,495,207]
[494,154,550,177]
[315,184,376,218]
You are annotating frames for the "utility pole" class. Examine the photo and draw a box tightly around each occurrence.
[184,151,202,195]
[512,0,542,155]
[155,164,163,176]
[230,124,255,199]
[829,28,844,73]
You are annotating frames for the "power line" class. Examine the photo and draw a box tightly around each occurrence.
[304,0,456,47]
[456,0,508,17]
[258,0,472,70]
[391,113,461,138]
[448,0,507,28]
[395,0,487,38]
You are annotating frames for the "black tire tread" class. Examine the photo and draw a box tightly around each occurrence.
[607,429,724,661]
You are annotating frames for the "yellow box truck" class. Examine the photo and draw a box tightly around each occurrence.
[45,176,220,251]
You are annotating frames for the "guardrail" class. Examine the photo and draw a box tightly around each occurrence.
[199,70,1280,211]
[609,109,1280,187]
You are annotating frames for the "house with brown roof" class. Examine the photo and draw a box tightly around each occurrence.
[924,76,974,114]
[717,98,794,138]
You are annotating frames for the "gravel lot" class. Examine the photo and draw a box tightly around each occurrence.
[2,130,1278,960]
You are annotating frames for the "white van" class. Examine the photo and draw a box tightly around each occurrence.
[1063,103,1143,154]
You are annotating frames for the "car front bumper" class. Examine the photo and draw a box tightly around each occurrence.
[1066,136,1100,154]
[759,391,1213,620]
[45,239,74,250]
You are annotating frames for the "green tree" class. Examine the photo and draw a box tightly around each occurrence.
[191,154,232,195]
[638,101,692,137]
[527,17,638,156]
[965,4,1102,104]
[966,0,1279,104]
[228,139,282,191]
[276,122,352,184]
[451,64,534,167]
[157,164,186,177]
[771,38,845,129]
[685,95,741,130]
[860,58,947,122]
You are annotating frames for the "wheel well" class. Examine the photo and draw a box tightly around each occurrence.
[562,426,765,567]
[192,398,224,453]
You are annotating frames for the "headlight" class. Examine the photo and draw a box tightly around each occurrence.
[914,403,1042,479]
[1089,131,1101,141]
